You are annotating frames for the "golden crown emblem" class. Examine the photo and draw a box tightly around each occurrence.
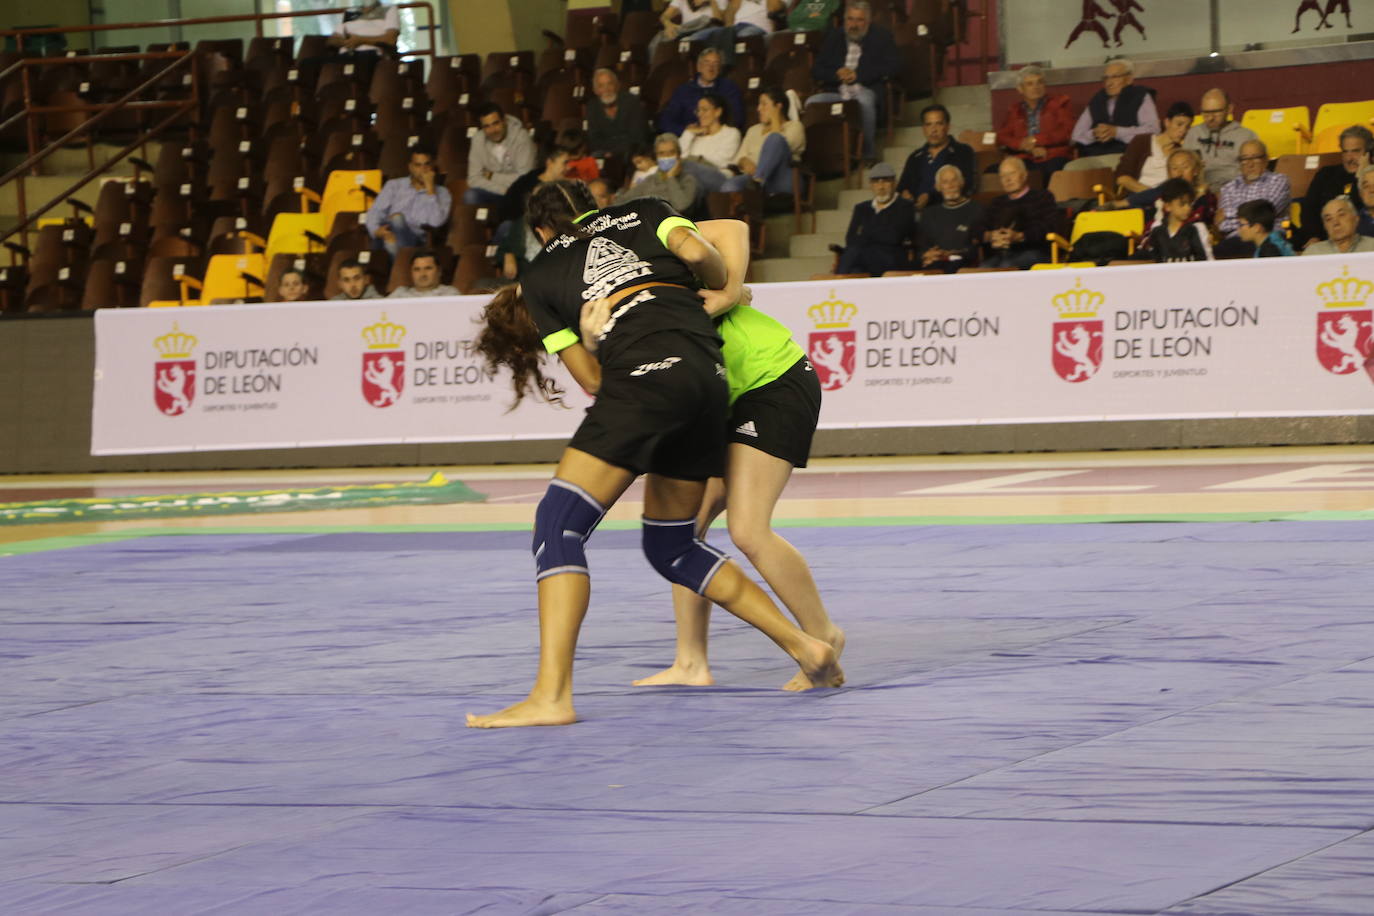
[1316,266,1374,309]
[808,291,858,329]
[153,323,198,359]
[1052,279,1105,319]
[362,313,407,349]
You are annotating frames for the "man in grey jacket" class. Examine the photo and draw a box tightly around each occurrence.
[1184,88,1257,189]
[330,258,382,300]
[465,102,536,208]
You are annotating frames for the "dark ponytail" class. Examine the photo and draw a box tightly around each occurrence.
[474,285,565,409]
[525,179,599,241]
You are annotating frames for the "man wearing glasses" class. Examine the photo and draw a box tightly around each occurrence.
[1184,88,1258,188]
[1069,57,1158,169]
[1214,139,1291,257]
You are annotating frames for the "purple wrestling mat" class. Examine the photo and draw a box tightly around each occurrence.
[2,522,1373,914]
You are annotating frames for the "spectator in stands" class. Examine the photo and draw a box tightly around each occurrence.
[1301,125,1373,242]
[695,0,783,64]
[835,162,915,276]
[498,141,574,237]
[331,258,382,300]
[1357,164,1374,236]
[721,88,805,196]
[918,163,984,269]
[614,134,699,212]
[327,0,397,86]
[1303,197,1374,256]
[1069,57,1158,169]
[1184,88,1258,189]
[390,249,459,297]
[975,157,1063,269]
[1144,177,1214,262]
[806,1,900,161]
[559,127,600,182]
[365,146,452,258]
[276,268,311,302]
[587,178,615,210]
[995,65,1074,179]
[498,212,542,281]
[587,68,650,161]
[1137,148,1216,235]
[788,0,840,30]
[1214,139,1290,247]
[679,92,742,194]
[658,48,745,137]
[650,0,717,60]
[1236,200,1294,258]
[1115,101,1192,198]
[898,103,975,210]
[465,102,536,208]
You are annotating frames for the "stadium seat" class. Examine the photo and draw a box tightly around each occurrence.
[1240,106,1309,159]
[199,253,268,302]
[1310,99,1374,144]
[1048,168,1113,205]
[1274,152,1341,199]
[1047,208,1145,263]
[264,212,330,266]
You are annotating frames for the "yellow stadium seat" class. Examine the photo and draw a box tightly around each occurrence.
[323,168,383,203]
[1310,124,1350,154]
[1070,208,1145,245]
[1048,209,1146,263]
[264,212,329,267]
[1030,262,1095,270]
[146,299,184,308]
[1240,106,1310,159]
[200,253,267,302]
[1311,99,1374,142]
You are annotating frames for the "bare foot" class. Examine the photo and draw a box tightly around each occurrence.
[782,626,846,691]
[466,696,576,728]
[632,662,714,686]
[793,634,844,689]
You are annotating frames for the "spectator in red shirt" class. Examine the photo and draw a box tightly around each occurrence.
[995,65,1074,180]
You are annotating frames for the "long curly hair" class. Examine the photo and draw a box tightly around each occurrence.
[474,285,565,409]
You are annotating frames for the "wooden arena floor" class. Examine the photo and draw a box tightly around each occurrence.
[3,444,1373,551]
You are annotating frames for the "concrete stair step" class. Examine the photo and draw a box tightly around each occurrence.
[939,84,992,108]
[0,175,102,220]
[788,231,846,258]
[751,255,834,283]
[817,209,851,234]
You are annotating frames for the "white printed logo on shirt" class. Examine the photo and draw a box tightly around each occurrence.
[583,236,652,301]
[735,420,759,437]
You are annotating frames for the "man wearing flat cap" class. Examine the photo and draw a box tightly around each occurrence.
[836,162,917,276]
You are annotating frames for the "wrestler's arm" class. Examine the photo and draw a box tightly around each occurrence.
[557,340,602,395]
[666,224,728,292]
[695,218,750,316]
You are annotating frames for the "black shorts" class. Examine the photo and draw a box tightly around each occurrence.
[569,330,729,481]
[728,355,822,468]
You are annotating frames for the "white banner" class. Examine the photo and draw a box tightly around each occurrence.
[91,255,1374,455]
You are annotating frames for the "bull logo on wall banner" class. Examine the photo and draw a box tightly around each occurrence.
[361,313,407,407]
[1314,266,1373,375]
[153,323,197,416]
[1051,279,1105,383]
[807,293,857,391]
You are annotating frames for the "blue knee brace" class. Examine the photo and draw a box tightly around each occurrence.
[532,479,608,581]
[641,517,729,595]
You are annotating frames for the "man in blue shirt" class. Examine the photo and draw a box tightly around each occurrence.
[897,103,976,211]
[657,47,745,137]
[365,147,453,257]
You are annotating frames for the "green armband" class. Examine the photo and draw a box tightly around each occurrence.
[656,216,699,249]
[542,328,579,353]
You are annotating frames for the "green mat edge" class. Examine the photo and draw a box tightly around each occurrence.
[6,509,1374,557]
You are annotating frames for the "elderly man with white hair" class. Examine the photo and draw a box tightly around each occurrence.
[1068,57,1159,171]
[586,68,650,160]
[1214,139,1290,247]
[1303,197,1374,256]
[995,65,1075,178]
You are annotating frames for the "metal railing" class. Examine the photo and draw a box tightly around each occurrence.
[0,3,438,58]
[0,3,437,256]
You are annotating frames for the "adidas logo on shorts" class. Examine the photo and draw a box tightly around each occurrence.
[629,357,681,376]
[735,420,759,437]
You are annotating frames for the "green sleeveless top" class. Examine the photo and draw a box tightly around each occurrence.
[717,303,805,405]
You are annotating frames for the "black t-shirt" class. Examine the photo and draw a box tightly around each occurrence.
[521,198,718,362]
